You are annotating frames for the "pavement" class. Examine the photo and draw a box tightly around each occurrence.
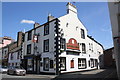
[1,68,118,80]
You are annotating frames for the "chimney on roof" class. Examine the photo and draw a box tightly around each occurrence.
[34,23,40,28]
[66,2,77,15]
[48,13,55,22]
[17,31,24,46]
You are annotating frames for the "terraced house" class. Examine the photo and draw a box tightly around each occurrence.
[21,2,104,74]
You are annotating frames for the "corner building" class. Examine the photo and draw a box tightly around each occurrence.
[22,3,104,74]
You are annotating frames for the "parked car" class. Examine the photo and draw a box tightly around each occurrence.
[7,66,26,76]
[0,66,8,73]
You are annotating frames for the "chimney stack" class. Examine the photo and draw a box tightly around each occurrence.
[66,2,77,15]
[48,13,55,22]
[17,31,24,46]
[34,23,40,28]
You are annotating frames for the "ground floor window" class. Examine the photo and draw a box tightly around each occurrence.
[50,60,54,68]
[27,59,33,71]
[90,59,94,68]
[60,57,66,71]
[34,60,36,71]
[95,59,98,67]
[90,59,98,68]
[88,60,90,67]
[43,58,49,71]
[78,58,86,69]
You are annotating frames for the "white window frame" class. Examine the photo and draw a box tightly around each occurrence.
[78,58,86,69]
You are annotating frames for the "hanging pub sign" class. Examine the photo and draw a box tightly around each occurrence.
[33,34,38,43]
[66,38,80,50]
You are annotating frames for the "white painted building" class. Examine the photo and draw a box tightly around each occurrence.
[22,2,104,74]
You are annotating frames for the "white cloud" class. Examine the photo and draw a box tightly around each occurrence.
[21,19,35,24]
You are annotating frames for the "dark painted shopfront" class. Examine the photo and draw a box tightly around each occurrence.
[21,54,41,74]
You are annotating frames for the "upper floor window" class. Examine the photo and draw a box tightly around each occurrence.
[60,38,66,50]
[89,43,93,52]
[44,25,49,35]
[76,26,78,31]
[4,50,7,55]
[81,29,85,39]
[82,43,86,53]
[27,44,31,54]
[28,31,32,40]
[43,39,49,52]
[89,43,91,50]
[11,53,13,60]
[66,23,69,27]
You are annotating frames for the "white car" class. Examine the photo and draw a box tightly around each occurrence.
[7,66,26,76]
[0,66,8,73]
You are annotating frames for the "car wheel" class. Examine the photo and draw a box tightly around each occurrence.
[13,71,16,75]
[7,71,10,75]
[23,74,25,76]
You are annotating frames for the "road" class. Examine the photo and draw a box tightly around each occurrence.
[52,68,118,80]
[1,73,56,80]
[1,68,118,80]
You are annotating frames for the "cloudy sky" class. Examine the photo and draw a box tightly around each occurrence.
[2,2,113,49]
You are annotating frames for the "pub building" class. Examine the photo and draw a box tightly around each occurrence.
[21,2,104,74]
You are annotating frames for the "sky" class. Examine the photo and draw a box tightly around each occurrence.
[2,2,113,49]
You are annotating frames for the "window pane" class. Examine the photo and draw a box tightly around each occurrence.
[50,60,53,68]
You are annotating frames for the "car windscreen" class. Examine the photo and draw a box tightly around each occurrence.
[14,66,24,69]
[2,66,7,69]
